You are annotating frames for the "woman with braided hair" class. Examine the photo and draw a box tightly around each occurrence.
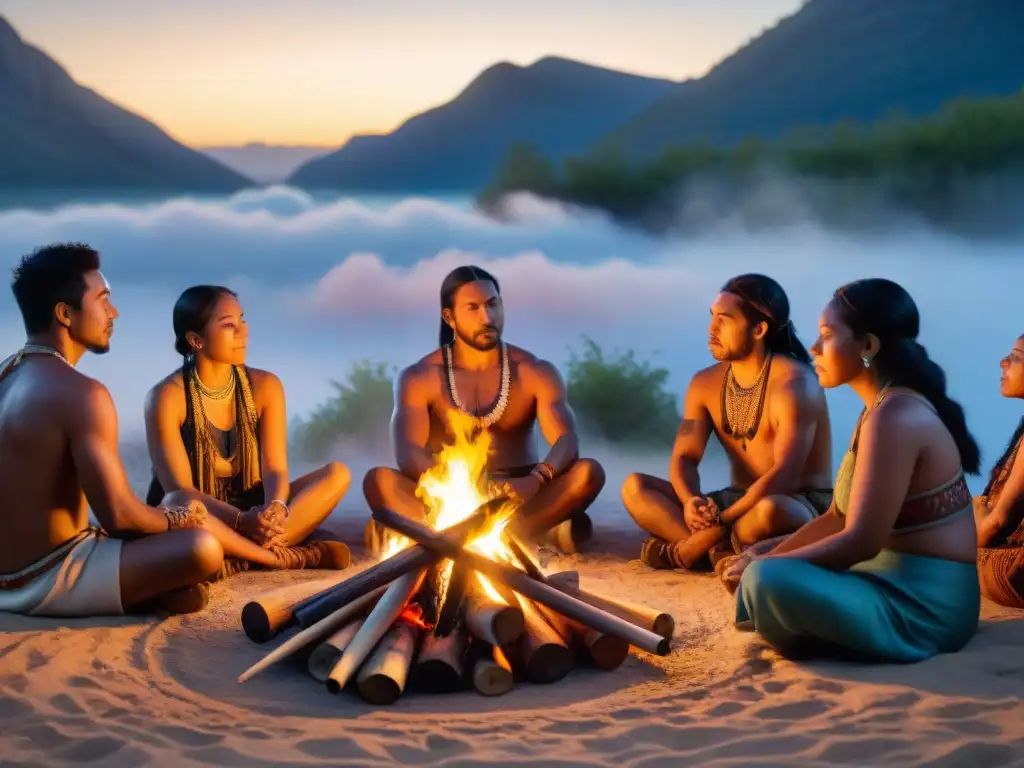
[973,335,1024,608]
[725,279,981,662]
[144,286,352,573]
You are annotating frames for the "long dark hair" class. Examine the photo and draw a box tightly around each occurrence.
[833,278,981,474]
[983,416,1024,496]
[721,273,811,364]
[172,285,237,357]
[438,265,500,348]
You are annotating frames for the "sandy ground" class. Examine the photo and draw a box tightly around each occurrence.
[2,496,1023,768]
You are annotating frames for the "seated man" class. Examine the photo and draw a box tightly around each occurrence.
[974,334,1024,609]
[144,285,352,569]
[0,245,338,618]
[621,274,833,570]
[363,265,605,554]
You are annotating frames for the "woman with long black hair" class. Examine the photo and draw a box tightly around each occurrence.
[974,334,1024,608]
[726,279,980,662]
[144,285,352,573]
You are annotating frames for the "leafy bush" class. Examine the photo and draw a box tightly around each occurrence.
[292,361,395,460]
[293,340,682,458]
[565,337,680,448]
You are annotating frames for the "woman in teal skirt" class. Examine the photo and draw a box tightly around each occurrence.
[725,279,980,662]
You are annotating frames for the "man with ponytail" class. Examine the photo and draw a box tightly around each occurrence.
[362,265,605,554]
[725,279,980,663]
[622,273,834,571]
[0,244,227,617]
[144,285,352,577]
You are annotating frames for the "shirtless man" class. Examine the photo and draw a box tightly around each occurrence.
[363,265,605,553]
[621,273,833,570]
[0,243,344,618]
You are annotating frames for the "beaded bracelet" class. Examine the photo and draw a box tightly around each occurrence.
[268,499,291,519]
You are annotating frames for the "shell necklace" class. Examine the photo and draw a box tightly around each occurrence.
[444,342,510,428]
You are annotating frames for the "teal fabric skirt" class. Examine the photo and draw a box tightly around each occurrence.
[735,549,980,663]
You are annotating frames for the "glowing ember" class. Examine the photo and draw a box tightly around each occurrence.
[396,603,431,631]
[378,410,521,609]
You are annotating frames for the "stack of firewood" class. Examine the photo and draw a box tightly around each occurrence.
[237,499,675,703]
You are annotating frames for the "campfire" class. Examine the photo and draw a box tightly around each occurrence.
[237,412,676,703]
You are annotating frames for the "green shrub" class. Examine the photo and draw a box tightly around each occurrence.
[292,361,395,460]
[565,337,680,448]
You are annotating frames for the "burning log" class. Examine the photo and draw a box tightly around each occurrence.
[307,617,365,683]
[237,585,386,683]
[418,560,448,628]
[240,577,340,643]
[507,596,573,684]
[326,568,427,694]
[294,499,507,629]
[433,560,471,637]
[547,571,675,641]
[413,629,466,693]
[355,620,420,705]
[372,508,671,655]
[463,578,525,647]
[470,642,514,696]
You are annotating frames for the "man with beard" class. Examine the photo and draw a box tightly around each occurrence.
[621,273,833,571]
[362,265,605,554]
[0,243,343,618]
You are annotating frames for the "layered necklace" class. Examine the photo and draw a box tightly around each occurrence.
[192,366,236,401]
[720,353,772,451]
[444,341,510,428]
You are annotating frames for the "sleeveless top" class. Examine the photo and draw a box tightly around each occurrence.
[145,365,263,507]
[833,388,972,533]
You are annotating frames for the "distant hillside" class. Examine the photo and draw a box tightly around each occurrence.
[0,15,250,191]
[603,0,1024,156]
[201,144,331,184]
[288,57,675,192]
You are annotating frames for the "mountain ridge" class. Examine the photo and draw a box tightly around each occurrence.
[0,14,252,191]
[287,56,676,192]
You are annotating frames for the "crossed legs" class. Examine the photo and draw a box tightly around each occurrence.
[621,472,814,569]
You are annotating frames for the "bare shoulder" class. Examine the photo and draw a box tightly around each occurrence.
[62,371,117,428]
[512,347,564,388]
[770,358,821,401]
[689,362,726,395]
[144,370,185,415]
[246,366,283,394]
[871,389,938,433]
[396,351,442,400]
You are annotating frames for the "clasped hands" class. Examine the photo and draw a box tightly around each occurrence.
[238,499,290,548]
[683,495,721,532]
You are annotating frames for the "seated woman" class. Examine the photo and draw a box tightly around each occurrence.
[723,279,980,663]
[973,334,1024,609]
[144,285,352,572]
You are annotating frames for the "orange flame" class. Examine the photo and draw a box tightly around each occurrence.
[396,603,431,631]
[377,410,522,611]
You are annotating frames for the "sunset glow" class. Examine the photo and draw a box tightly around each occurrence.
[0,0,801,146]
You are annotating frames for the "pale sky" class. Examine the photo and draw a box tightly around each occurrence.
[0,1,801,148]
